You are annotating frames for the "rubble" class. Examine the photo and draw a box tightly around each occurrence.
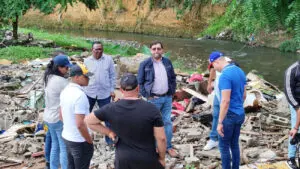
[0,55,293,168]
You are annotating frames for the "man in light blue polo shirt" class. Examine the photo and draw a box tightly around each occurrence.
[209,53,246,169]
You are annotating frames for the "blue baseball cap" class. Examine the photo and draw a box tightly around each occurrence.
[209,51,223,63]
[53,55,72,67]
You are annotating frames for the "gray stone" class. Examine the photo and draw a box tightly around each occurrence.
[24,152,32,158]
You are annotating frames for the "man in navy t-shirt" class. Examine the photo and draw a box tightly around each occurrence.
[209,53,246,169]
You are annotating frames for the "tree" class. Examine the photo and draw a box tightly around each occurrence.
[0,0,98,39]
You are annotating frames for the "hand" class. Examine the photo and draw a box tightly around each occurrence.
[108,131,116,141]
[217,123,224,137]
[290,128,298,138]
[207,85,213,94]
[87,137,93,144]
[158,158,165,167]
[110,92,116,100]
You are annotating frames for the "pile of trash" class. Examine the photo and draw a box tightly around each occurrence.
[0,53,292,169]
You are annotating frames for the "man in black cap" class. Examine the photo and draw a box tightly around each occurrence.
[85,73,166,169]
[60,63,95,169]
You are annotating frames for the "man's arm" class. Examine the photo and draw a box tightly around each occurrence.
[59,107,63,122]
[243,86,247,101]
[217,90,231,137]
[154,126,166,167]
[284,65,300,138]
[109,57,116,94]
[85,113,116,140]
[75,114,93,144]
[169,61,177,95]
[207,68,216,94]
[137,61,147,97]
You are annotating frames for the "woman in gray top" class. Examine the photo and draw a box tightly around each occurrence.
[43,55,72,169]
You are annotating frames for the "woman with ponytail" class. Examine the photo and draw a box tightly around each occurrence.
[43,55,72,169]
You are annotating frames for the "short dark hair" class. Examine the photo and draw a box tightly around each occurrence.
[92,41,103,48]
[150,41,163,49]
[120,73,138,91]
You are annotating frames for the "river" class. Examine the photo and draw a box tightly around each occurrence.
[48,29,300,89]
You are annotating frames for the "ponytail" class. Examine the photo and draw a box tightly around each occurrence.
[44,60,64,86]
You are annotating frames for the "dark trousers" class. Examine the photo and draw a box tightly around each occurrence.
[64,139,94,169]
[87,95,113,145]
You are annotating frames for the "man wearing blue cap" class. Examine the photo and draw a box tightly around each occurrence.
[209,52,246,169]
[204,52,236,151]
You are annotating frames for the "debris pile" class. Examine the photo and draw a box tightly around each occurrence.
[0,55,292,169]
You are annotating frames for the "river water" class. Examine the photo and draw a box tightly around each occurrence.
[49,29,300,89]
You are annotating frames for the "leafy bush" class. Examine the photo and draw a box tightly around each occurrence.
[279,39,300,52]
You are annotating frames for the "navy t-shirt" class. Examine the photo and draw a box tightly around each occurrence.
[218,64,246,115]
[94,99,164,169]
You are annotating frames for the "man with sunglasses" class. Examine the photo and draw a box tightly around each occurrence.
[83,41,116,145]
[60,63,94,169]
[137,41,178,157]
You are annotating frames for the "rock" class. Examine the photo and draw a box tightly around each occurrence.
[98,163,107,169]
[297,50,300,54]
[24,152,32,158]
[27,144,41,153]
[81,51,90,58]
[259,149,277,160]
[185,156,200,164]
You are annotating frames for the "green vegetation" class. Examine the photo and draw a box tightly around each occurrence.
[0,0,98,39]
[0,46,54,62]
[19,28,139,56]
[201,0,300,52]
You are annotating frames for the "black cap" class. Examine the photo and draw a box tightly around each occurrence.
[70,63,94,77]
[120,73,138,91]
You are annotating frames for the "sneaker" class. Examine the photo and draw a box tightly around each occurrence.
[286,158,299,169]
[203,140,218,151]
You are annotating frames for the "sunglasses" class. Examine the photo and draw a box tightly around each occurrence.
[151,47,162,51]
[94,48,103,51]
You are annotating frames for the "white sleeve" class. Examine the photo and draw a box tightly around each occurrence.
[74,94,90,115]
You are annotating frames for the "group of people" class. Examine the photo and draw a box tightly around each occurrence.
[42,40,252,169]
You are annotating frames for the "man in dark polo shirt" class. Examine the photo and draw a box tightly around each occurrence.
[85,74,166,169]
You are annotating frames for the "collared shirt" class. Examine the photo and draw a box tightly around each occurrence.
[151,58,168,95]
[219,64,246,115]
[83,54,116,99]
[60,83,91,142]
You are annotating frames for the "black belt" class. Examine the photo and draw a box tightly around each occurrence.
[152,93,168,97]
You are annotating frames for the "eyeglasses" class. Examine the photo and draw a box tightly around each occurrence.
[151,47,162,51]
[93,48,102,51]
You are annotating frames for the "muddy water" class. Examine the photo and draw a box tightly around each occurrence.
[49,29,300,89]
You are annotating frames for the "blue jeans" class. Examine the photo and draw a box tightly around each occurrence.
[210,97,220,141]
[149,96,173,150]
[289,104,299,158]
[47,121,68,169]
[87,95,113,145]
[45,129,51,163]
[218,112,245,169]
